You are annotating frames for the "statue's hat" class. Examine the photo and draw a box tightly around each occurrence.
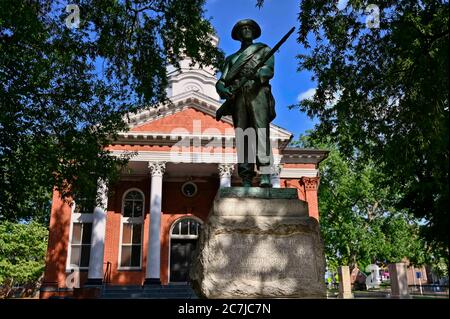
[231,19,261,41]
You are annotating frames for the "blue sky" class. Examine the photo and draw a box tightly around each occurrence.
[204,0,318,140]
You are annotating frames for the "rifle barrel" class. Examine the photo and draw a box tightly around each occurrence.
[254,26,295,71]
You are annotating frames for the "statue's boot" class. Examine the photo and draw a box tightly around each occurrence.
[238,163,254,187]
[259,174,272,188]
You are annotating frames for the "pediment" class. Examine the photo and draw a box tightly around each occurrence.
[131,106,233,134]
[120,91,293,142]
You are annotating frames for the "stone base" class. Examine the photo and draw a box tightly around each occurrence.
[84,278,103,286]
[388,263,411,299]
[144,278,161,285]
[190,187,326,299]
[338,292,354,299]
[73,286,102,299]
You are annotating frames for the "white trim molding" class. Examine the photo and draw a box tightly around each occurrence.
[111,150,284,165]
[279,168,319,178]
[281,148,329,165]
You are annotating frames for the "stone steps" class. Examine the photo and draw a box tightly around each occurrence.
[101,284,198,299]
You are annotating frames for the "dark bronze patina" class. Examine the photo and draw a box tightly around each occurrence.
[216,19,294,187]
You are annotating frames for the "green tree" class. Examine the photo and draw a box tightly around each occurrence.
[0,0,223,222]
[258,0,448,252]
[297,134,426,272]
[0,221,48,298]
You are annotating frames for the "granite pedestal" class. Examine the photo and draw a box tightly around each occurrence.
[190,187,326,298]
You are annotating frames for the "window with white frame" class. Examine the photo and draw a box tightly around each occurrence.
[69,222,92,268]
[119,189,144,268]
[67,200,94,270]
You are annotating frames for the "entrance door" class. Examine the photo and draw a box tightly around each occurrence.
[170,239,197,282]
[169,218,202,283]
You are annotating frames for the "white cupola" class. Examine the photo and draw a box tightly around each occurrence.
[166,36,221,101]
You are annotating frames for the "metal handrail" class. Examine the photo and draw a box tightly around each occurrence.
[103,262,112,285]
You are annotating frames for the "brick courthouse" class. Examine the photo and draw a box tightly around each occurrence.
[40,55,328,298]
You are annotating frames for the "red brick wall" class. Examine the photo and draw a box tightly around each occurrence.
[281,179,306,201]
[281,177,320,220]
[97,178,218,285]
[42,190,72,288]
[160,179,218,284]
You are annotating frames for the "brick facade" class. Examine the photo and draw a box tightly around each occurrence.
[40,103,327,298]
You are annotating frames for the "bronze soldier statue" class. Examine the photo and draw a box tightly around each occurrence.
[215,19,277,187]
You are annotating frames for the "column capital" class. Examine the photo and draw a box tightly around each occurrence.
[300,176,320,191]
[148,161,166,177]
[218,164,235,178]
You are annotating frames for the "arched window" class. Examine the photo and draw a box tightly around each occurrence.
[123,190,144,217]
[171,218,202,239]
[119,189,144,269]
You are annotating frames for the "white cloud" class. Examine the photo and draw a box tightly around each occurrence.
[337,0,349,10]
[329,90,342,107]
[297,88,316,102]
[297,87,342,108]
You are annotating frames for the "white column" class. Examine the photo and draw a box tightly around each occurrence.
[87,179,108,285]
[218,164,234,188]
[270,164,282,188]
[145,161,166,284]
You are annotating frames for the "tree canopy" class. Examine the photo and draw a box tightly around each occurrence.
[297,134,427,272]
[258,0,448,250]
[0,0,223,221]
[298,0,448,251]
[0,221,48,297]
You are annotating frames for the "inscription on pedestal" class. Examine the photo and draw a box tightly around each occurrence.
[210,233,318,282]
[219,187,298,199]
